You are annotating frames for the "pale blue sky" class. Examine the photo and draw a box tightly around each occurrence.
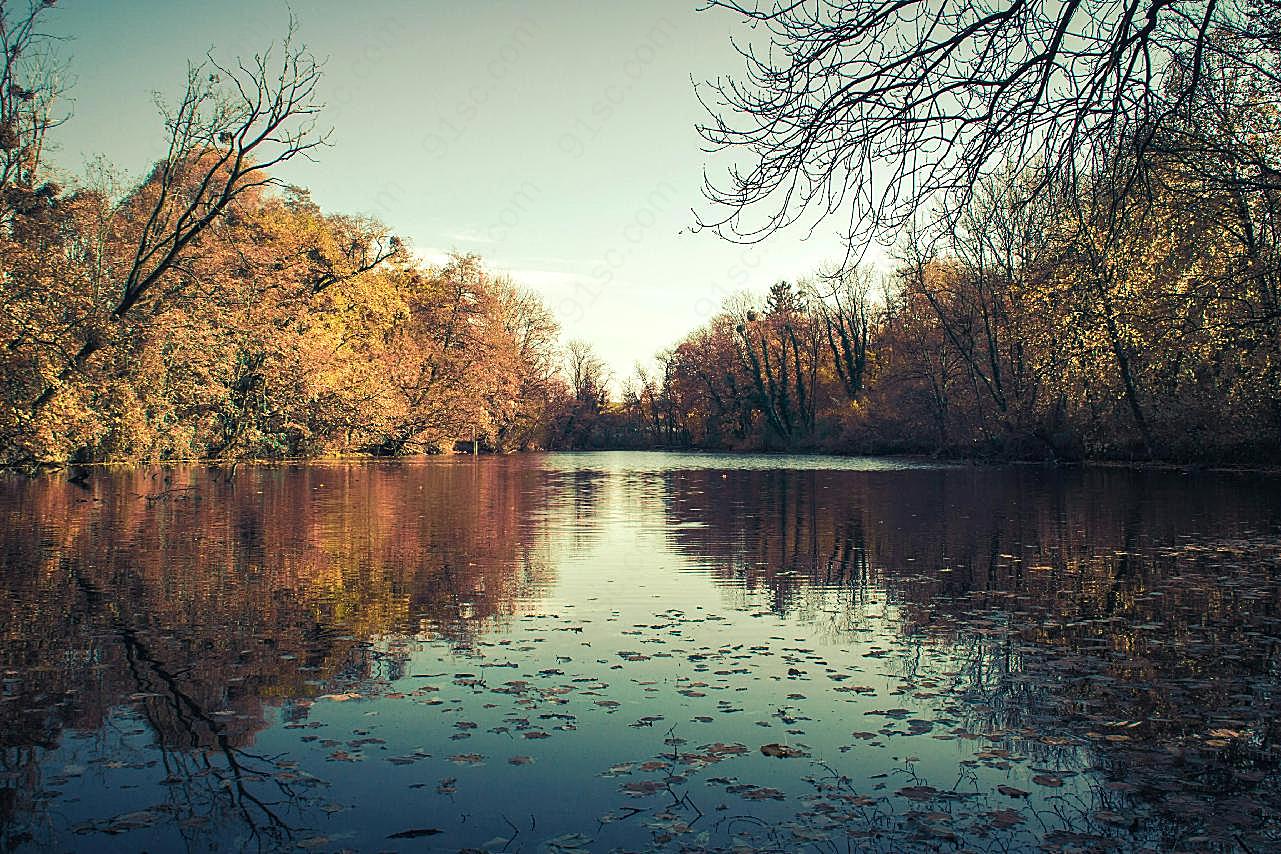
[45,1,858,380]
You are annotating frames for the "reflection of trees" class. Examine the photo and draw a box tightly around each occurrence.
[543,467,607,555]
[0,458,556,847]
[113,618,312,850]
[663,466,1281,847]
[664,466,1281,609]
[664,469,875,624]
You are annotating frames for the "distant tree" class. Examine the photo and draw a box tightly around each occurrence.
[731,282,821,444]
[566,338,609,409]
[489,278,562,451]
[552,339,611,449]
[806,268,875,402]
[372,255,512,455]
[622,353,680,447]
[668,316,753,447]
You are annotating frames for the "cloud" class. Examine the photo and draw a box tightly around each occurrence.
[445,230,497,244]
[411,246,456,267]
[408,248,583,293]
[503,267,582,294]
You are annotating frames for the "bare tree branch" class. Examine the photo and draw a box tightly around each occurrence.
[31,17,332,413]
[694,0,1281,260]
[0,0,68,213]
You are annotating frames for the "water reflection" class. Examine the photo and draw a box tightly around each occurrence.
[0,460,557,848]
[664,465,1281,847]
[1,456,1278,851]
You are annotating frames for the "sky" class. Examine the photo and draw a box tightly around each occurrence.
[44,1,861,382]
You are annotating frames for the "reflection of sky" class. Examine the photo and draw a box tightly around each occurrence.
[5,456,1281,851]
[533,449,953,473]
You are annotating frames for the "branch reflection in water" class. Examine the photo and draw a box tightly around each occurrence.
[1,454,1277,851]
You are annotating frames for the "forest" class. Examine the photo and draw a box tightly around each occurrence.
[2,1,1279,466]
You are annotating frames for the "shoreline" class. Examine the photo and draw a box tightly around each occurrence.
[6,447,1279,477]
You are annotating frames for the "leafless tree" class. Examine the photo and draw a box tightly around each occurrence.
[732,282,820,442]
[694,0,1281,257]
[806,267,874,401]
[566,338,609,407]
[0,0,66,207]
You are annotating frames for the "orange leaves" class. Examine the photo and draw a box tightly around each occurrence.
[1,173,562,462]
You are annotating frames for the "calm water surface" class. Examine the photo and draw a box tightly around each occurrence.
[1,452,1279,852]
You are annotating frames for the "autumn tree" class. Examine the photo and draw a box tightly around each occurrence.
[806,267,874,402]
[24,21,337,429]
[549,339,611,449]
[621,352,682,447]
[689,0,1281,460]
[730,281,823,445]
[369,255,514,455]
[667,316,754,447]
[488,278,563,451]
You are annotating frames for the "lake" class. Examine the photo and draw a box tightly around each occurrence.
[1,452,1278,852]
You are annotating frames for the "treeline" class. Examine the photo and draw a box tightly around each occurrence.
[4,4,1278,465]
[0,8,585,466]
[1,165,575,462]
[634,0,1281,463]
[590,142,1281,461]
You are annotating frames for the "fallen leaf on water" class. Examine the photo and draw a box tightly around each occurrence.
[107,811,160,831]
[621,780,666,796]
[387,827,442,839]
[986,808,1024,828]
[895,785,937,802]
[740,786,785,800]
[760,743,808,758]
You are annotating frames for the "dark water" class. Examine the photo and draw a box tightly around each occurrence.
[1,452,1278,852]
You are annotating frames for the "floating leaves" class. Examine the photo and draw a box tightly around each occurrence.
[15,505,1281,854]
[987,807,1025,828]
[739,786,785,801]
[318,692,362,702]
[102,810,160,832]
[895,785,938,802]
[620,780,666,797]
